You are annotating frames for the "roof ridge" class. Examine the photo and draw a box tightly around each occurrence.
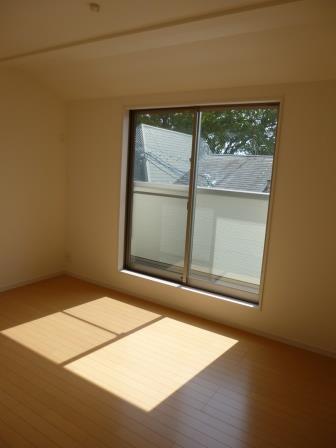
[140,123,192,137]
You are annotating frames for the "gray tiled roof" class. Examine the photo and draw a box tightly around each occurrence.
[178,155,273,192]
[135,124,273,193]
[135,124,193,184]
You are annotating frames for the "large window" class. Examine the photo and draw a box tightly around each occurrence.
[124,104,279,303]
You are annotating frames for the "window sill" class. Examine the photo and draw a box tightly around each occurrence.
[120,269,259,309]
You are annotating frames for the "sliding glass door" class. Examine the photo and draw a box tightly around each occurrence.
[125,104,279,303]
[126,109,195,281]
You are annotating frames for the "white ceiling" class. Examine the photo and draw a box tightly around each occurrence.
[0,0,276,59]
[1,0,335,99]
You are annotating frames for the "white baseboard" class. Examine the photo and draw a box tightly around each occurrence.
[66,270,336,359]
[0,271,65,293]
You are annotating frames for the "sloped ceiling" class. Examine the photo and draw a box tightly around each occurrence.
[0,0,278,59]
[1,0,335,99]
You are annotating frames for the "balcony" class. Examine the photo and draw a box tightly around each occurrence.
[130,181,269,295]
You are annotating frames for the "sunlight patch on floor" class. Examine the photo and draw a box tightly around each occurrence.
[1,297,161,363]
[1,310,114,363]
[1,295,237,411]
[65,296,160,334]
[65,317,238,411]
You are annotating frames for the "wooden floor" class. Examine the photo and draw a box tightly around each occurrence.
[0,277,335,448]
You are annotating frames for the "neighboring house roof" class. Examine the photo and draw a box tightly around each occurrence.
[135,124,273,193]
[178,155,273,192]
[135,124,194,184]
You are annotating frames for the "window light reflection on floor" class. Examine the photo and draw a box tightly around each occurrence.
[1,296,238,411]
[65,317,237,411]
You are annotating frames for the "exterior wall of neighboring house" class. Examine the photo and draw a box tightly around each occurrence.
[131,183,268,285]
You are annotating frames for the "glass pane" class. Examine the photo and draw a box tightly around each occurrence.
[127,110,194,280]
[189,105,279,299]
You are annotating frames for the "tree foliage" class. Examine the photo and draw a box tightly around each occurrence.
[136,107,278,155]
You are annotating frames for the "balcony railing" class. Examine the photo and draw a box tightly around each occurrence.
[130,181,269,289]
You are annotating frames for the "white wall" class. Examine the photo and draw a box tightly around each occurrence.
[66,80,336,356]
[0,69,66,290]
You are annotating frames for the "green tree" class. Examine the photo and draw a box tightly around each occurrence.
[136,107,278,155]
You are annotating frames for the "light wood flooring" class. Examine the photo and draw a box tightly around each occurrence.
[0,276,335,448]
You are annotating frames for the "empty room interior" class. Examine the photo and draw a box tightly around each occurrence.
[0,0,336,447]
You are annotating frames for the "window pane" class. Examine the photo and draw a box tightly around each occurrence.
[189,106,279,300]
[127,110,194,280]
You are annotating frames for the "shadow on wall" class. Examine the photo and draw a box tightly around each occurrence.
[0,277,335,447]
